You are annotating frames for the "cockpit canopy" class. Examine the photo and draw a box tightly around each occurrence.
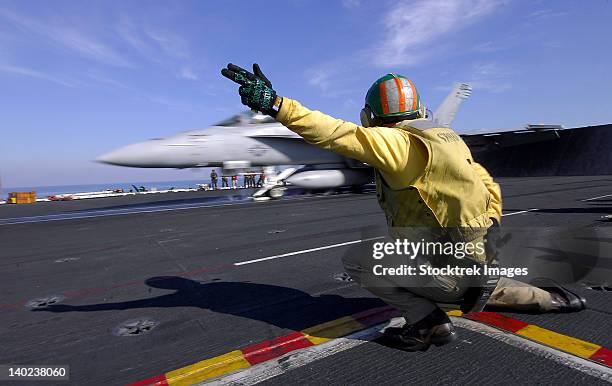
[214,111,277,127]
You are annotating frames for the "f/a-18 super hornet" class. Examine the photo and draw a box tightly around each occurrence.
[97,83,565,198]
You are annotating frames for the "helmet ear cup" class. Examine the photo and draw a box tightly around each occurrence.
[420,103,427,119]
[360,105,378,127]
[359,107,371,127]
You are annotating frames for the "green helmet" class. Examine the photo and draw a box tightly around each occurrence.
[360,73,422,127]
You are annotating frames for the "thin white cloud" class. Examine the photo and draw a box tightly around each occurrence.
[433,84,453,92]
[373,0,507,67]
[145,29,189,59]
[85,69,210,108]
[179,67,198,80]
[116,16,190,61]
[528,9,567,20]
[143,95,202,111]
[116,15,196,80]
[472,62,506,77]
[305,60,361,97]
[308,0,506,92]
[469,79,511,93]
[472,40,511,53]
[116,17,153,59]
[343,98,359,109]
[55,29,132,67]
[86,71,131,89]
[0,63,77,87]
[468,62,512,93]
[0,9,133,67]
[306,65,335,91]
[436,62,513,93]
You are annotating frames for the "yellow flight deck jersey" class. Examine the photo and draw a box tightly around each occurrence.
[276,98,502,243]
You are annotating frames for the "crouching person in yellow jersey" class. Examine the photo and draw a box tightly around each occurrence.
[221,63,586,351]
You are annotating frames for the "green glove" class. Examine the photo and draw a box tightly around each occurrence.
[221,63,282,116]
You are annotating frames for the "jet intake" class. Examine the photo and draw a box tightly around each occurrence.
[221,160,254,176]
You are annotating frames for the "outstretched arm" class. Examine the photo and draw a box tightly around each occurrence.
[221,63,412,174]
[276,98,410,173]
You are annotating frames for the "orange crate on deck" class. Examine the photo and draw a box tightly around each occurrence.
[7,191,36,204]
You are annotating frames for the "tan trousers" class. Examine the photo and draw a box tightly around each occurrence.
[488,277,554,312]
[342,244,554,323]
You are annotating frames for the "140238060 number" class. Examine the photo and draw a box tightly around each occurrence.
[1,365,69,380]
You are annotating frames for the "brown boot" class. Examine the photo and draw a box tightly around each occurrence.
[531,278,587,313]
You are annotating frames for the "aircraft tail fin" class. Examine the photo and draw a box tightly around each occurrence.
[433,83,472,127]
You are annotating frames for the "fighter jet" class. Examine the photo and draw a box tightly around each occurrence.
[97,84,565,198]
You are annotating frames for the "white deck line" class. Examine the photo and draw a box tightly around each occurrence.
[232,208,537,266]
[581,193,612,202]
[233,237,385,266]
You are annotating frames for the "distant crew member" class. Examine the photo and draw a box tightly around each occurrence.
[210,170,218,190]
[232,175,238,189]
[257,172,264,187]
[221,176,229,188]
[222,63,586,351]
[247,173,255,188]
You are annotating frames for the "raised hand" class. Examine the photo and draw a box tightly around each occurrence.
[221,63,281,116]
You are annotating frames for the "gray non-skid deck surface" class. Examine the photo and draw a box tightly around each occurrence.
[0,176,610,385]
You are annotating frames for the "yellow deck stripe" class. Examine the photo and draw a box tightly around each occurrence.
[144,310,607,386]
[516,324,602,358]
[302,316,365,345]
[165,350,250,386]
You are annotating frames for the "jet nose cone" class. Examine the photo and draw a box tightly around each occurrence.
[96,140,194,168]
[96,146,136,166]
[96,149,126,165]
[96,142,161,167]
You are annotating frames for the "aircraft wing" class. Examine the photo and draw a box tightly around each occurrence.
[460,124,563,152]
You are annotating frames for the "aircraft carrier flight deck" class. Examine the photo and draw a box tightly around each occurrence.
[1,175,611,385]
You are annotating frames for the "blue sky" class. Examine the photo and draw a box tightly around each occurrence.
[1,0,611,187]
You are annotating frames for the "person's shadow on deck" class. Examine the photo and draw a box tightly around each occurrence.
[32,277,385,334]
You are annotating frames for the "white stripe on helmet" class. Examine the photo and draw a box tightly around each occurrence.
[384,77,416,114]
[401,78,417,112]
[384,78,400,113]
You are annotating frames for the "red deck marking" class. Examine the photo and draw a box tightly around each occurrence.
[111,280,144,289]
[63,287,108,298]
[175,264,231,277]
[127,374,168,386]
[464,312,529,333]
[129,307,612,385]
[590,347,612,367]
[3,263,235,311]
[241,331,314,365]
[0,302,24,310]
